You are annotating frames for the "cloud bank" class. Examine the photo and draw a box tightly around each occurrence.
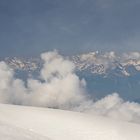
[0,51,87,109]
[77,93,140,123]
[0,51,140,124]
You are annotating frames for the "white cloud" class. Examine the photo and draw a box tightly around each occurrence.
[0,51,87,109]
[82,93,140,123]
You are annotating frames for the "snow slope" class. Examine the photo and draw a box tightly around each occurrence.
[0,103,140,140]
[0,121,49,140]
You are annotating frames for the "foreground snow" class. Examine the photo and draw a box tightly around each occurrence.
[0,104,140,140]
[0,121,49,140]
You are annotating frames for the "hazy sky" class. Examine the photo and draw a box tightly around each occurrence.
[0,0,140,57]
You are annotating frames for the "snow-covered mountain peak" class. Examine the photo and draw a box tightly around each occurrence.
[2,51,140,77]
[72,51,140,76]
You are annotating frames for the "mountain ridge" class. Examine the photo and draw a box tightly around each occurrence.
[3,51,140,77]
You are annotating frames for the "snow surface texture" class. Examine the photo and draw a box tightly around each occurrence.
[0,121,49,140]
[0,51,140,124]
[0,103,140,140]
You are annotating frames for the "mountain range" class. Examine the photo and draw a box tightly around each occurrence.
[3,51,140,76]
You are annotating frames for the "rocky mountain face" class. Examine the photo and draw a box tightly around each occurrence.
[72,51,140,77]
[3,51,140,77]
[4,57,41,72]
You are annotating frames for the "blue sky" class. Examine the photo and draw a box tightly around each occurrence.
[0,0,140,57]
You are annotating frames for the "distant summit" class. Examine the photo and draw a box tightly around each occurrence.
[3,51,140,77]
